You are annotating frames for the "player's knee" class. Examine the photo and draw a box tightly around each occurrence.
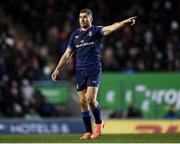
[79,98,87,107]
[86,98,96,106]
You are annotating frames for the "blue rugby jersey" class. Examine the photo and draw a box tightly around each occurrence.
[67,25,104,68]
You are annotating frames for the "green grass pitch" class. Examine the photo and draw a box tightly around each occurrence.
[0,134,179,143]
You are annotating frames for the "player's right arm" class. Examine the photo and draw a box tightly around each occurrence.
[51,48,73,82]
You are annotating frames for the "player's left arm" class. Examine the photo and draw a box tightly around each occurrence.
[102,16,137,36]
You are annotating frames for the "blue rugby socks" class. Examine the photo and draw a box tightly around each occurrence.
[82,111,92,133]
[91,104,102,124]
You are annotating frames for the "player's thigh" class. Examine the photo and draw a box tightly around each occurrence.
[86,86,99,101]
[77,89,87,103]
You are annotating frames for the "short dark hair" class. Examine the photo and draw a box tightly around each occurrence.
[80,8,93,16]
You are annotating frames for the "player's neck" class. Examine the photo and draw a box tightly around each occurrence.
[81,24,92,31]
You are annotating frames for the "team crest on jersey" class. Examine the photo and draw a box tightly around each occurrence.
[87,31,92,37]
[80,39,84,43]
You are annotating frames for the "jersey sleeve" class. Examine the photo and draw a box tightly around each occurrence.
[67,32,75,50]
[96,26,104,37]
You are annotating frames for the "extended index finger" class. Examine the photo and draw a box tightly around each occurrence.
[129,16,138,19]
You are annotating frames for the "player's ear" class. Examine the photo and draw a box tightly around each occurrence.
[90,16,93,23]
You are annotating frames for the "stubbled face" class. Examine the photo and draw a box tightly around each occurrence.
[79,12,92,29]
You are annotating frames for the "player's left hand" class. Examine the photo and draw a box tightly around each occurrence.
[124,16,137,26]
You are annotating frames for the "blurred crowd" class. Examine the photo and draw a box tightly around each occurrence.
[0,0,180,118]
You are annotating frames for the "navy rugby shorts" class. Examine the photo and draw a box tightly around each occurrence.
[75,67,101,91]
